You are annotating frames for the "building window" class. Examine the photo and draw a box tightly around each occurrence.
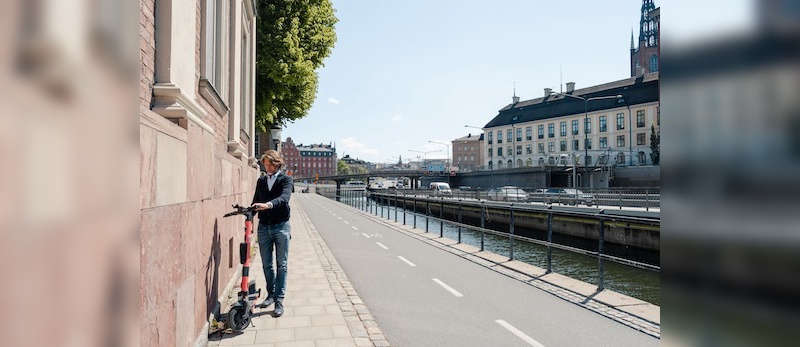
[650,54,658,72]
[584,118,592,134]
[617,135,625,147]
[600,137,608,149]
[637,132,646,145]
[639,151,647,164]
[560,140,567,151]
[505,129,511,142]
[585,138,592,150]
[599,116,607,132]
[548,123,555,138]
[498,147,502,156]
[637,110,646,127]
[516,145,522,155]
[239,10,253,139]
[560,121,567,137]
[201,0,230,104]
[548,142,555,152]
[526,144,532,154]
[617,113,625,130]
[507,146,512,156]
[572,120,579,135]
[657,106,660,125]
[573,139,579,151]
[538,125,544,139]
[538,143,545,153]
[497,131,502,144]
[526,127,532,141]
[488,147,492,157]
[488,132,493,144]
[516,128,522,142]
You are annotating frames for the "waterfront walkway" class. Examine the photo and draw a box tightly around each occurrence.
[207,194,659,346]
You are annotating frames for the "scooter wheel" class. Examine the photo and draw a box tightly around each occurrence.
[226,306,252,332]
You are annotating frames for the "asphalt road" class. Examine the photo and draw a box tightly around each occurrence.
[296,194,658,347]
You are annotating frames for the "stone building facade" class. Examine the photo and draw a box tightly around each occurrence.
[140,0,258,345]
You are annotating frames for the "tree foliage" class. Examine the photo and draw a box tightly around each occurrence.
[255,0,337,132]
[649,123,660,165]
[337,159,351,175]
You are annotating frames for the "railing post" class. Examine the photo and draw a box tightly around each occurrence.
[457,201,462,244]
[546,213,553,274]
[413,198,417,228]
[645,189,650,211]
[425,200,430,232]
[598,219,606,291]
[394,192,398,222]
[509,206,515,261]
[402,195,406,225]
[440,198,444,238]
[480,204,485,251]
[619,191,623,210]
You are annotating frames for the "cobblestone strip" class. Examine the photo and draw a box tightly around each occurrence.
[346,201,661,339]
[295,204,392,347]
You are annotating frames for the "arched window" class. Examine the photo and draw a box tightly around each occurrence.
[526,158,532,167]
[488,161,493,170]
[538,158,545,166]
[507,159,513,168]
[498,160,503,168]
[639,151,647,165]
[650,54,658,72]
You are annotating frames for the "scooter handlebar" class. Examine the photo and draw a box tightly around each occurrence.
[223,204,258,217]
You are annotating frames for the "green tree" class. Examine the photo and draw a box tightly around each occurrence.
[337,160,351,175]
[255,0,338,132]
[649,123,660,165]
[353,166,368,174]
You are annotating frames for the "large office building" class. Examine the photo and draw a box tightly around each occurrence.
[482,72,659,187]
[281,137,338,179]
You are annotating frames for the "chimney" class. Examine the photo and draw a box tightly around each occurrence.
[566,82,575,93]
[544,88,552,97]
[467,133,472,138]
[512,95,520,104]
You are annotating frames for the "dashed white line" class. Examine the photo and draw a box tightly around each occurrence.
[336,216,342,220]
[432,278,463,297]
[376,242,388,250]
[361,233,371,238]
[397,256,416,267]
[343,221,349,224]
[495,320,545,347]
[352,226,359,231]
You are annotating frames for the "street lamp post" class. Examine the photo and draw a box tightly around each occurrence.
[556,93,622,188]
[269,125,282,151]
[428,140,451,172]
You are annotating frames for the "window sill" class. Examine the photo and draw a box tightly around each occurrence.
[199,78,229,116]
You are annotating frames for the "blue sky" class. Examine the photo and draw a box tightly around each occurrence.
[282,0,753,164]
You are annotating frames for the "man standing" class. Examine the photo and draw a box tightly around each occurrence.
[251,150,293,317]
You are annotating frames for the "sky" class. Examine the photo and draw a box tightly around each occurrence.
[282,0,754,164]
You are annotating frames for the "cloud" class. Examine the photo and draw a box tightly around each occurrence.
[327,97,339,104]
[339,137,379,156]
[390,116,403,122]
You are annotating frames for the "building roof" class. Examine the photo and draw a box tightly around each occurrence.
[485,73,659,128]
[453,133,484,142]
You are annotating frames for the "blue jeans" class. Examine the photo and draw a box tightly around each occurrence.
[257,221,291,301]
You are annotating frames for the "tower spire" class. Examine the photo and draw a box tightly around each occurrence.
[630,28,635,50]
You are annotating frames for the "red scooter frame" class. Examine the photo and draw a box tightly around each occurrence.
[222,204,262,331]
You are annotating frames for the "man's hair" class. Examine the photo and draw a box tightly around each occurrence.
[261,150,284,169]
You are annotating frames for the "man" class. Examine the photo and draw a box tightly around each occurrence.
[251,150,293,317]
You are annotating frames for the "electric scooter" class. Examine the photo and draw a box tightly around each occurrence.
[222,204,262,331]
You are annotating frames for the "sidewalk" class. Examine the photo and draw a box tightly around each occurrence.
[207,199,389,347]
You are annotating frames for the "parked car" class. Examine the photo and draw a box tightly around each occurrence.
[429,182,453,197]
[543,188,598,206]
[486,186,529,202]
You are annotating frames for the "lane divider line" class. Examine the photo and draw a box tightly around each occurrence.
[495,320,545,347]
[343,221,350,224]
[361,233,371,238]
[432,278,463,297]
[376,242,388,250]
[397,256,416,267]
[352,226,359,231]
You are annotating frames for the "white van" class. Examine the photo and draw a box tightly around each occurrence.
[429,182,452,197]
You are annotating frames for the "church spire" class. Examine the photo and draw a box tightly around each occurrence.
[630,29,635,50]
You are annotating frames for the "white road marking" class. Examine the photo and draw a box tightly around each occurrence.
[337,216,342,220]
[362,233,371,238]
[352,226,359,231]
[343,221,349,224]
[432,278,463,297]
[376,242,388,250]
[397,256,416,267]
[495,320,545,347]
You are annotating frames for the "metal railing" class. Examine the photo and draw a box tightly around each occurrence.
[320,187,659,296]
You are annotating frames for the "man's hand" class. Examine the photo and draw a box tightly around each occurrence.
[252,202,272,210]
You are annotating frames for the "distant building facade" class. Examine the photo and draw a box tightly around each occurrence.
[281,138,337,179]
[452,133,484,172]
[341,155,368,173]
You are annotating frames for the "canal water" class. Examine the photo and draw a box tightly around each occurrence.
[345,196,660,306]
